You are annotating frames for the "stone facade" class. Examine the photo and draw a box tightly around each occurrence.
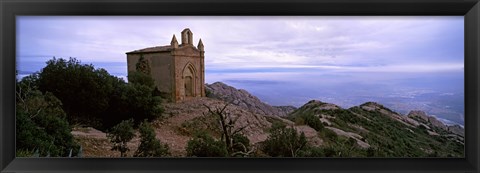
[126,28,205,102]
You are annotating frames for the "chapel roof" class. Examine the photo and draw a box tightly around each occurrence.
[126,44,200,54]
[126,45,172,54]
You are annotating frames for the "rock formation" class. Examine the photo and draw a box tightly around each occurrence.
[205,82,295,117]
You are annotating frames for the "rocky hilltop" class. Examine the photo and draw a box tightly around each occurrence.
[205,82,295,117]
[73,82,464,157]
[287,99,464,156]
[73,96,320,157]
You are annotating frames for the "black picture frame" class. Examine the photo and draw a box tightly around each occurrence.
[1,0,479,173]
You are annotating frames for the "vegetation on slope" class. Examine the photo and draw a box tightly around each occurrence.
[16,57,166,157]
[34,57,163,130]
[287,100,464,157]
[16,76,80,157]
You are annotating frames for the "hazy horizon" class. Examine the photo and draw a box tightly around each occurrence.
[17,16,464,126]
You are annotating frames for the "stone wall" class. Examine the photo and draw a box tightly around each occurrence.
[127,52,175,100]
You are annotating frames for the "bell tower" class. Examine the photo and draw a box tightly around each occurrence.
[181,28,193,46]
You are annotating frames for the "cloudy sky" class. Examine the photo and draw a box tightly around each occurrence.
[17,16,463,78]
[16,16,465,124]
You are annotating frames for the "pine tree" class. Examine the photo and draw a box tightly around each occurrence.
[107,119,135,157]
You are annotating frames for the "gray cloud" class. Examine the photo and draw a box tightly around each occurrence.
[17,16,464,83]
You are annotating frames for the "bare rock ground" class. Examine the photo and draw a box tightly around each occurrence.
[155,97,273,156]
[71,97,325,157]
[72,127,140,157]
[325,127,370,149]
[205,82,294,117]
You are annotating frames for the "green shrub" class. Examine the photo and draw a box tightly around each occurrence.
[34,57,163,130]
[134,120,169,157]
[366,147,376,157]
[262,122,308,157]
[107,82,163,126]
[298,146,324,157]
[128,71,155,88]
[205,88,215,98]
[107,119,136,157]
[323,128,338,142]
[180,114,220,137]
[37,58,116,128]
[16,80,79,157]
[231,133,251,156]
[323,147,336,157]
[16,149,35,157]
[294,117,305,125]
[186,132,228,157]
[291,113,323,131]
[303,114,324,131]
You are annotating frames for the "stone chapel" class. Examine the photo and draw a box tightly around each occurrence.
[126,28,205,102]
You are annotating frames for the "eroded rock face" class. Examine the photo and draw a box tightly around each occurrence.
[360,102,384,111]
[205,82,295,117]
[407,110,464,137]
[427,116,448,131]
[274,106,297,115]
[408,110,448,131]
[447,125,464,137]
[407,110,430,122]
[160,97,273,156]
[325,127,370,149]
[360,102,419,127]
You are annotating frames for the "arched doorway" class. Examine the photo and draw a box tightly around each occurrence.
[183,64,196,97]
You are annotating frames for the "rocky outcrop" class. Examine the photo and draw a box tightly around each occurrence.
[407,110,430,122]
[325,127,370,149]
[288,100,342,120]
[205,82,293,117]
[407,110,464,137]
[360,102,386,112]
[427,116,448,131]
[163,97,272,145]
[360,102,418,127]
[159,97,325,156]
[447,124,464,137]
[407,110,448,131]
[296,100,341,112]
[273,106,297,115]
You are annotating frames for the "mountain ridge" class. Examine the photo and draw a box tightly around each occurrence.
[207,81,463,136]
[72,81,464,157]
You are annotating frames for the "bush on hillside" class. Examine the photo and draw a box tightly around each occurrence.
[16,78,79,157]
[107,119,136,157]
[186,131,228,157]
[291,113,324,131]
[134,120,169,157]
[261,122,308,157]
[32,57,162,129]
